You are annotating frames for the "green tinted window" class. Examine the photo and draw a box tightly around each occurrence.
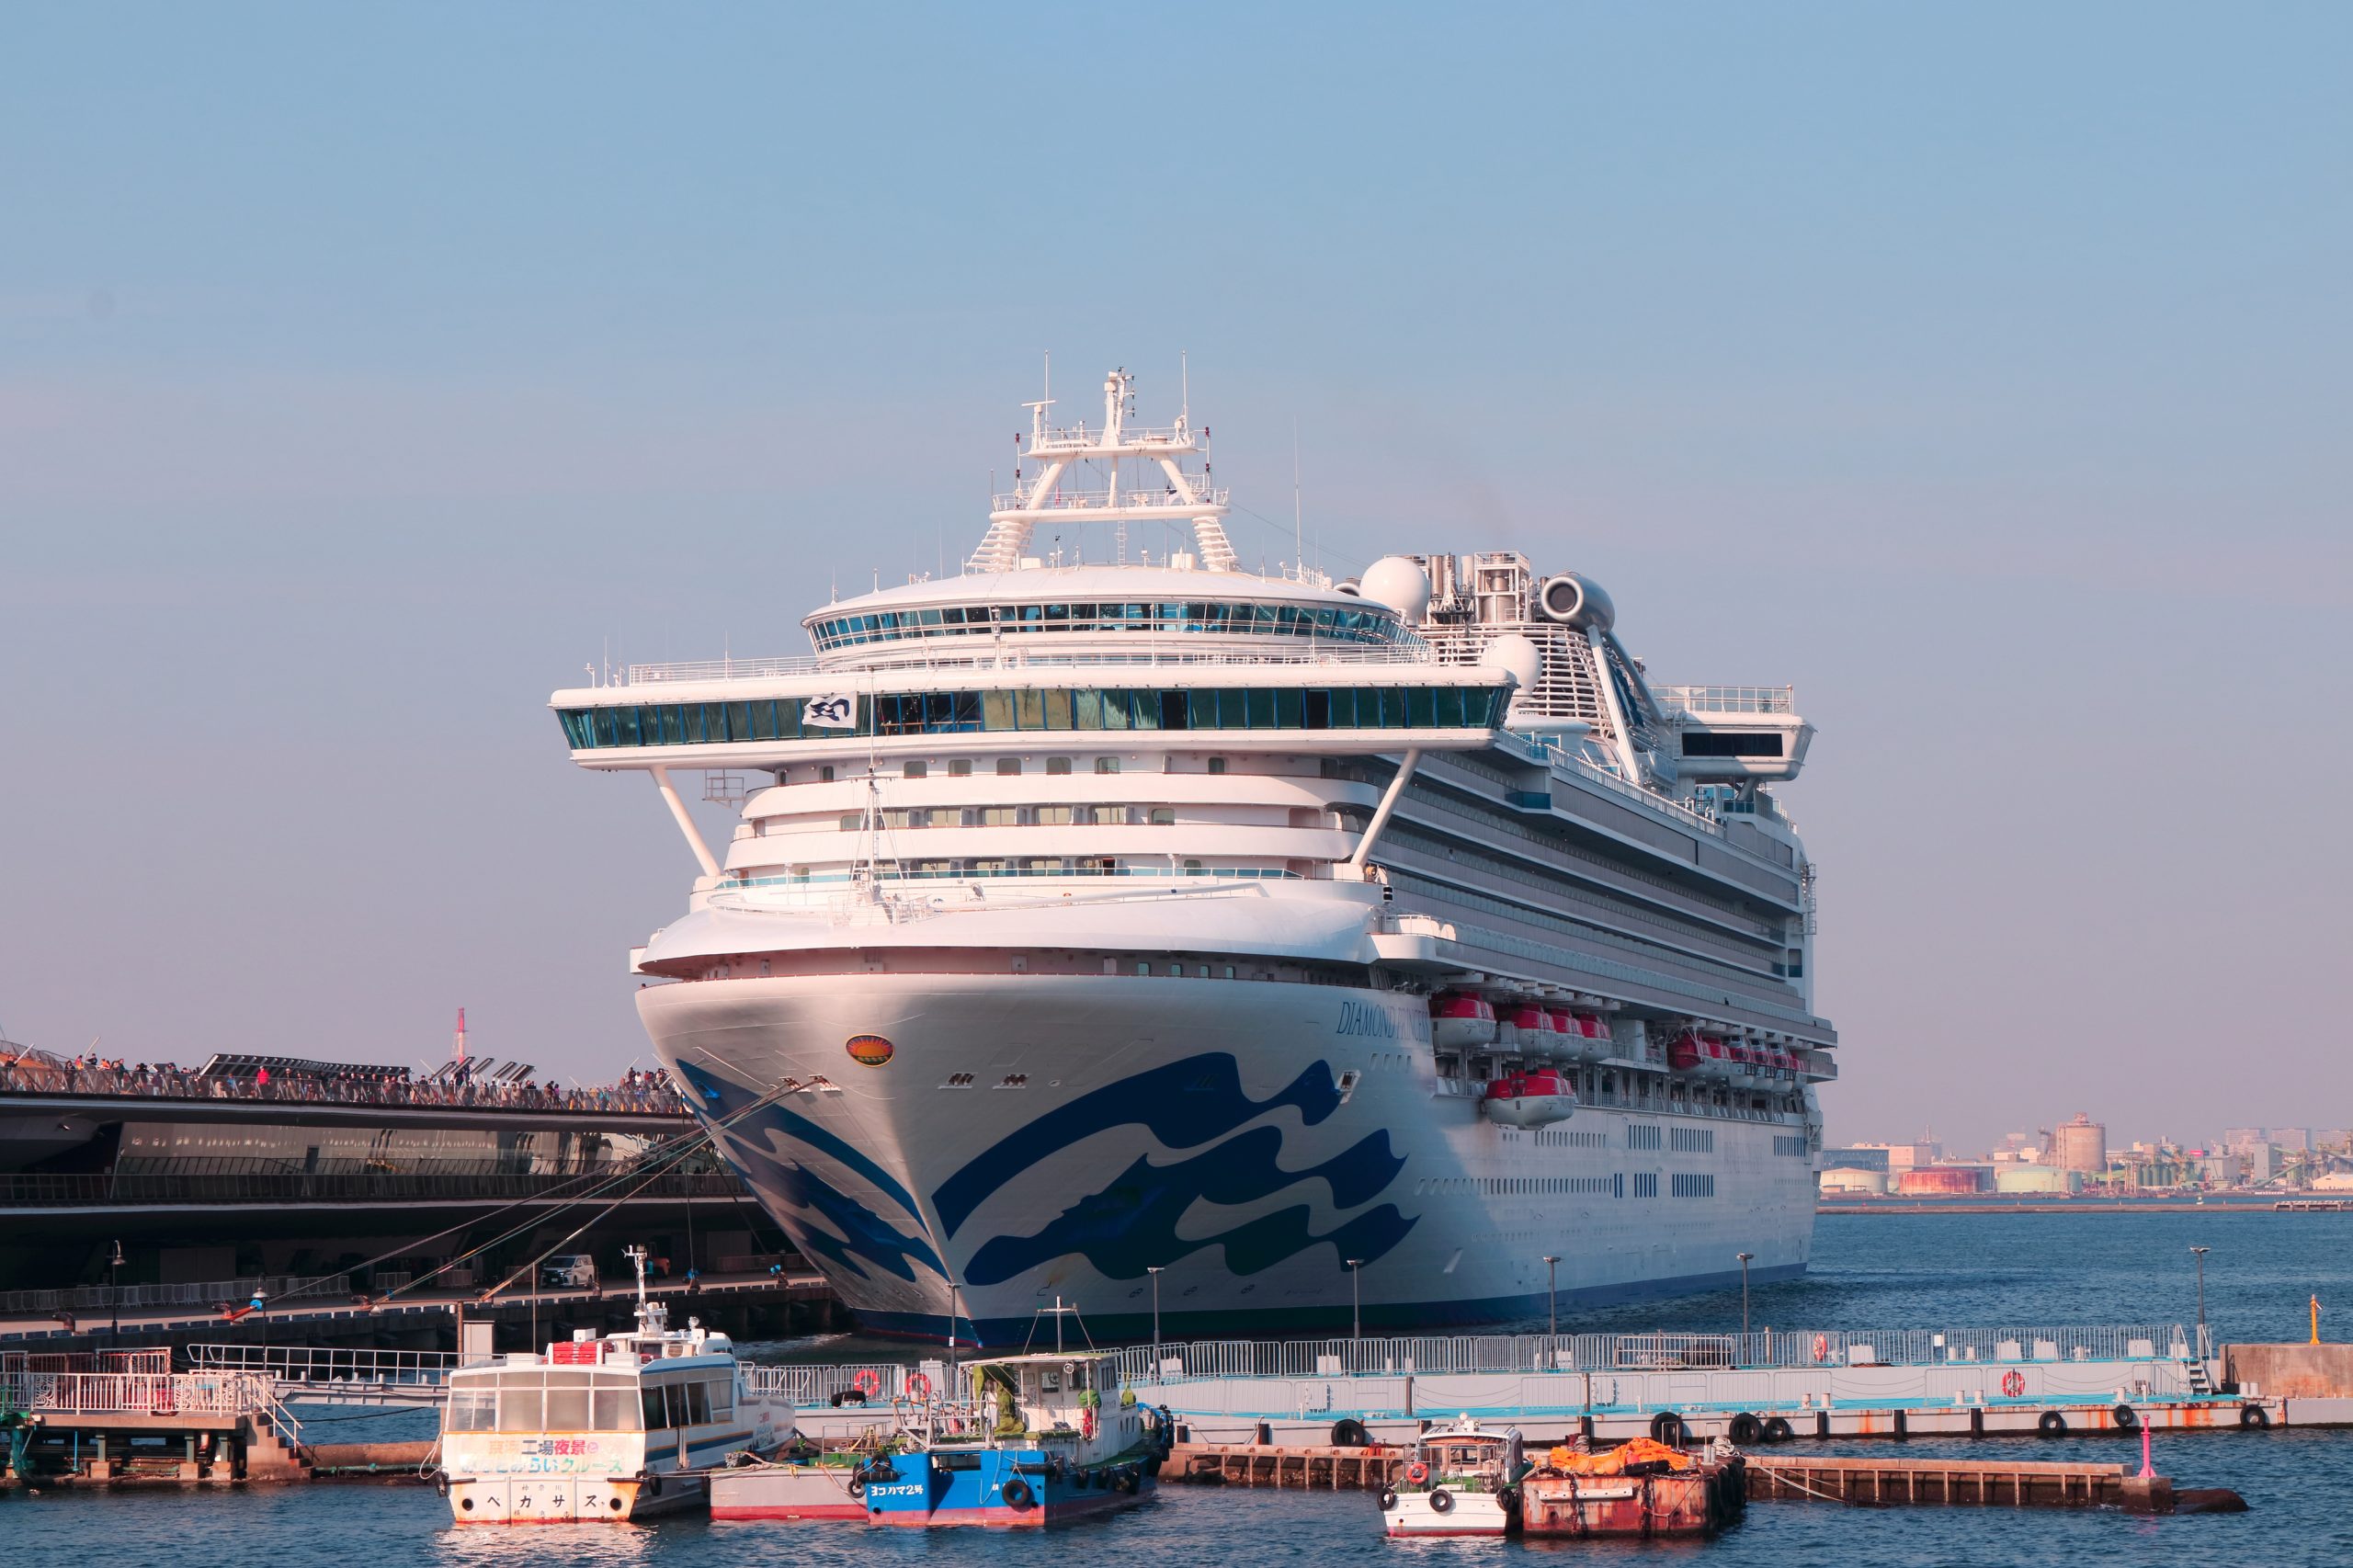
[1017,688,1046,730]
[983,690,1015,730]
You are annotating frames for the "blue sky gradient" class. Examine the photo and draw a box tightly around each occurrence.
[5,4,2347,1146]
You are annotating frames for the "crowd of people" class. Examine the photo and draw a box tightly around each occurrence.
[0,1045,688,1117]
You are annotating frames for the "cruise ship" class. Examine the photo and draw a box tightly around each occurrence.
[550,368,1834,1343]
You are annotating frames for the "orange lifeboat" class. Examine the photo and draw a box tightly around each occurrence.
[1665,1030,1704,1072]
[1481,1069,1578,1129]
[1429,992,1498,1051]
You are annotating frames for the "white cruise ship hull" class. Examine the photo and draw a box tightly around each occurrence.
[642,972,1813,1344]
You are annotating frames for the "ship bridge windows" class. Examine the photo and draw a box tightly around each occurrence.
[1683,732,1786,757]
[807,598,1421,653]
[556,684,1506,752]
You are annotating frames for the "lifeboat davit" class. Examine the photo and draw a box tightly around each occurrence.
[1481,1069,1578,1129]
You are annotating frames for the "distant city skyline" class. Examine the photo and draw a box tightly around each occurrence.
[5,6,2349,1147]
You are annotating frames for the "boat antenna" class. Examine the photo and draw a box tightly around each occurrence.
[1292,418,1303,579]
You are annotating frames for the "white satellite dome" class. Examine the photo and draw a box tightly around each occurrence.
[1483,632,1543,695]
[1358,556,1432,624]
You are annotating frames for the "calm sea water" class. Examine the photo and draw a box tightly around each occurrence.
[13,1210,2353,1567]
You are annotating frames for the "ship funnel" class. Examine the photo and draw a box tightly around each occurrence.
[1537,573,1614,632]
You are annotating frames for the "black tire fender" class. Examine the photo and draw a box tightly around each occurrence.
[1379,1488,1399,1510]
[2240,1403,2269,1429]
[1761,1416,1794,1444]
[1427,1486,1454,1514]
[2112,1403,2138,1430]
[1330,1417,1370,1449]
[1650,1411,1686,1446]
[1002,1475,1034,1509]
[1727,1412,1763,1446]
[2037,1411,2067,1436]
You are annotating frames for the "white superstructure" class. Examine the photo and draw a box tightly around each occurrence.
[551,367,1834,1343]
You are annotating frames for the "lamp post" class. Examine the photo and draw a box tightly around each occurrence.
[108,1240,124,1350]
[1347,1258,1365,1348]
[1146,1267,1165,1379]
[1541,1256,1561,1360]
[2189,1246,2210,1360]
[1736,1252,1755,1338]
[948,1278,964,1386]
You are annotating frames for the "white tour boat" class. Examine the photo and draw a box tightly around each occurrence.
[437,1247,788,1523]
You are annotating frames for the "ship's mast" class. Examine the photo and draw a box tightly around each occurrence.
[967,366,1236,574]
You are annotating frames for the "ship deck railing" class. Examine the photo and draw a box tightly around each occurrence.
[614,640,1452,687]
[1651,685,1796,715]
[1111,1325,2195,1383]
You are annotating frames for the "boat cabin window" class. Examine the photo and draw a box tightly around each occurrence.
[1037,1366,1061,1396]
[641,1376,733,1428]
[446,1369,643,1433]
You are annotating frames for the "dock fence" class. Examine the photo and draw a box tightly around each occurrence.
[1108,1324,2193,1383]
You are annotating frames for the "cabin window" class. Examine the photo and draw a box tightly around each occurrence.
[1046,756,1073,775]
[542,1371,592,1431]
[1040,1367,1063,1394]
[496,1383,543,1432]
[997,757,1023,776]
[949,758,972,777]
[1071,1365,1089,1391]
[642,1387,669,1429]
[592,1381,639,1430]
[446,1382,495,1431]
[903,760,927,778]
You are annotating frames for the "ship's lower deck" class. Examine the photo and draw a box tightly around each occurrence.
[643,970,1817,1344]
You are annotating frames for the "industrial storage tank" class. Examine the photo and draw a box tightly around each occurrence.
[2052,1113,2108,1174]
[1995,1165,2082,1196]
[1895,1165,1993,1196]
[1819,1167,1890,1197]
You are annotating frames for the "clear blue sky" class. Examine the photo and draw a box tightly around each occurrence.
[5,4,2347,1149]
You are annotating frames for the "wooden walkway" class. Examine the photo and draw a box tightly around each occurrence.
[1748,1455,2165,1509]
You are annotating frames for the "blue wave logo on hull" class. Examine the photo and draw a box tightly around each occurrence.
[939,1051,1415,1280]
[937,1053,1349,1236]
[672,1058,945,1284]
[962,1122,1415,1284]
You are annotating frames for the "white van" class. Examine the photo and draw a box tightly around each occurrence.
[541,1254,599,1290]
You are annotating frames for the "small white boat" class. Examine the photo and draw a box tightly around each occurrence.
[1480,1068,1577,1129]
[436,1246,788,1523]
[1381,1415,1524,1537]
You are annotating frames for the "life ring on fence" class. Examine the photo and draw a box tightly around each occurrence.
[904,1371,931,1401]
[2001,1370,2026,1398]
[1811,1334,1830,1364]
[1403,1460,1429,1486]
[852,1369,881,1397]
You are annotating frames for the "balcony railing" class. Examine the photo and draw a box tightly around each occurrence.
[1653,685,1796,714]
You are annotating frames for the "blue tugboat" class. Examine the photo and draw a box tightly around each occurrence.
[859,1306,1171,1528]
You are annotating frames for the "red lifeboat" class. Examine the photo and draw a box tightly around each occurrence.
[1665,1030,1704,1072]
[1498,1003,1547,1049]
[1430,992,1498,1051]
[1539,1007,1575,1054]
[1481,1068,1578,1129]
[1568,1011,1611,1062]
